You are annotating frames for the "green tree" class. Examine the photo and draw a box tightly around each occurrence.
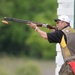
[0,0,57,59]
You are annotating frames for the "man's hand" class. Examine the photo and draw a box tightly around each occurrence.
[51,29,56,32]
[27,22,37,29]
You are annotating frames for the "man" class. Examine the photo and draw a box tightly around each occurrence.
[27,15,75,75]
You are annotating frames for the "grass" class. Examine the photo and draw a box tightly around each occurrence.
[0,55,55,75]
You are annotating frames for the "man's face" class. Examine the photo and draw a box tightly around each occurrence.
[56,21,66,30]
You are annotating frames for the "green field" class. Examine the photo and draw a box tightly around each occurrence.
[0,56,55,75]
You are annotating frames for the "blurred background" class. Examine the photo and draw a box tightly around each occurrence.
[0,0,57,75]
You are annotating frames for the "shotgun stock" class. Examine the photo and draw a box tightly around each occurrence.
[3,17,57,30]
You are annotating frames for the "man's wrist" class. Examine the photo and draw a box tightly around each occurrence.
[35,27,38,31]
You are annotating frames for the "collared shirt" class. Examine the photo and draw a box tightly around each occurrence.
[47,30,67,43]
[47,25,70,43]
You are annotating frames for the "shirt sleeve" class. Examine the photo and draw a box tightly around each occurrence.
[47,30,66,43]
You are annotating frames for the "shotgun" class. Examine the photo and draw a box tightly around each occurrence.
[2,17,58,30]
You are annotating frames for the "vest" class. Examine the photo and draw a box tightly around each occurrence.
[60,26,75,61]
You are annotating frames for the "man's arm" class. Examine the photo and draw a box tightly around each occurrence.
[27,22,48,39]
[27,22,66,43]
[35,27,48,39]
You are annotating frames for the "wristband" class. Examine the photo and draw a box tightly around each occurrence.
[35,27,38,31]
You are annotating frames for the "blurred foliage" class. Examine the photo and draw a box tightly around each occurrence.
[0,0,57,59]
[0,67,9,75]
[0,56,54,75]
[15,62,41,75]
